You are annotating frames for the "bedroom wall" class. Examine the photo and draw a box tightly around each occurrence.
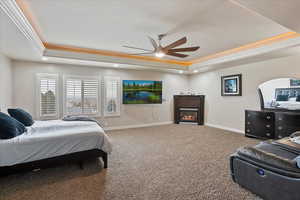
[189,54,300,133]
[0,53,12,113]
[11,60,189,129]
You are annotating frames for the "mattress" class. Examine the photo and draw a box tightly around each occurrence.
[0,120,112,167]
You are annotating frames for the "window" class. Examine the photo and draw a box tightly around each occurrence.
[36,74,59,119]
[103,76,121,116]
[64,76,100,116]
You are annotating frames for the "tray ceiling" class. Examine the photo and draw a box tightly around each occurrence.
[1,0,300,73]
[21,0,291,61]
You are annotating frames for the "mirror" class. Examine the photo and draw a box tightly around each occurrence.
[258,78,300,110]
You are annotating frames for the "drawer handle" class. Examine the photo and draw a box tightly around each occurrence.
[278,135,283,138]
[278,126,283,130]
[266,116,271,120]
[266,125,271,128]
[247,122,251,125]
[246,129,250,133]
[266,133,270,136]
[278,117,282,121]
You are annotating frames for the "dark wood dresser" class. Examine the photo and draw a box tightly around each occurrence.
[174,95,205,125]
[245,109,300,139]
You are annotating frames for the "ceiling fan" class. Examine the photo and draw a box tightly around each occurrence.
[123,34,200,58]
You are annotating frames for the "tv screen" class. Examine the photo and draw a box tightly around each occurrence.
[123,80,162,104]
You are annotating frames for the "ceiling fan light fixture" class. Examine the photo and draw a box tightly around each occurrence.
[155,52,165,58]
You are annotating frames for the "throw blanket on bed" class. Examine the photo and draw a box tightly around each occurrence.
[62,116,111,154]
[62,116,103,128]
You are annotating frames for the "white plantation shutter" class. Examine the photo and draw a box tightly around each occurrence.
[83,79,99,114]
[65,76,99,115]
[37,74,59,119]
[66,79,82,115]
[104,76,120,116]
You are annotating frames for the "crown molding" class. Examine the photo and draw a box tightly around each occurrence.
[43,43,191,67]
[0,0,44,54]
[40,56,189,74]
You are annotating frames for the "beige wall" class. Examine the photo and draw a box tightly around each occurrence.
[11,54,300,131]
[12,61,189,128]
[189,54,300,133]
[0,53,12,113]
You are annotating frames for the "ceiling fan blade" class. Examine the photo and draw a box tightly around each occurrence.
[127,52,154,55]
[168,46,200,52]
[166,52,189,58]
[123,45,153,52]
[163,37,187,51]
[148,36,158,51]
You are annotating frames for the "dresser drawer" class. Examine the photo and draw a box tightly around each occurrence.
[245,110,275,139]
[275,113,300,139]
[246,111,274,122]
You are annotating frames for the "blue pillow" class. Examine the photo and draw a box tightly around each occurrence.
[0,112,26,139]
[8,108,34,127]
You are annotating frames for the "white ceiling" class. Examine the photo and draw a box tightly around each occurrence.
[22,0,290,60]
[1,0,300,73]
[234,0,300,33]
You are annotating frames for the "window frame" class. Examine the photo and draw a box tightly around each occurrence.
[36,73,59,120]
[63,75,101,117]
[103,76,121,117]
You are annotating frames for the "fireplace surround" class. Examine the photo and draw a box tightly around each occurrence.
[174,95,205,125]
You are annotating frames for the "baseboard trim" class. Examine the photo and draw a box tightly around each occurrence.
[104,121,173,131]
[205,123,244,135]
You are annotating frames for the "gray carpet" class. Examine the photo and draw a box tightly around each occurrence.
[0,125,261,200]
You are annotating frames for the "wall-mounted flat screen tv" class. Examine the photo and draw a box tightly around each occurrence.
[123,80,162,104]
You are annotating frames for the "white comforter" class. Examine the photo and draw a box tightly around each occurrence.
[0,120,112,167]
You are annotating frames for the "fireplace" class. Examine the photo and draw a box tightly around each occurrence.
[179,108,199,123]
[174,95,205,125]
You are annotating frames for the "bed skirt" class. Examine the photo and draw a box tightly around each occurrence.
[0,149,107,176]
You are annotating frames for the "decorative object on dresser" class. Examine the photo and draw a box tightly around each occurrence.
[221,74,242,96]
[245,109,300,139]
[174,95,205,125]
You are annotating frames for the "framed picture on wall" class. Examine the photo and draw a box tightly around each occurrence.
[221,74,242,96]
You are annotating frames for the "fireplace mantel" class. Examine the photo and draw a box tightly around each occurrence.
[174,95,205,125]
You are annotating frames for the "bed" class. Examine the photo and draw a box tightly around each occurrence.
[0,120,112,176]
